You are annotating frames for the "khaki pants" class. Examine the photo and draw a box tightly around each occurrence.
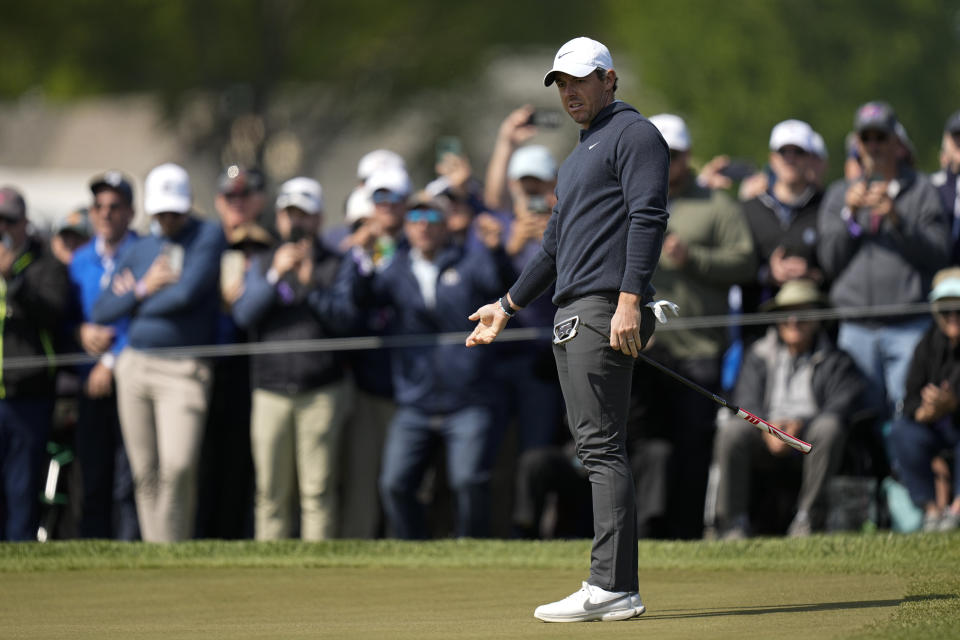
[115,349,212,542]
[251,379,352,540]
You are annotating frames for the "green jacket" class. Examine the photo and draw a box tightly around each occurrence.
[652,172,755,360]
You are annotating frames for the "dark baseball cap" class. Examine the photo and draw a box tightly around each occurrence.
[853,101,897,134]
[945,109,960,134]
[217,165,265,195]
[0,186,26,221]
[90,170,134,205]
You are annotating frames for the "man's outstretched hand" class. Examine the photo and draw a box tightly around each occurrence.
[466,302,511,347]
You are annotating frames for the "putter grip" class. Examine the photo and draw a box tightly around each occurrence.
[735,408,813,454]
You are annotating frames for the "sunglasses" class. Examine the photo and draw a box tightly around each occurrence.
[553,316,579,345]
[406,209,443,224]
[372,190,404,205]
[859,131,889,144]
[224,190,252,200]
[92,202,126,212]
[777,145,809,158]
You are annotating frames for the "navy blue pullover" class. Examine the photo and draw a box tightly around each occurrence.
[508,101,669,307]
[350,243,515,414]
[92,217,226,349]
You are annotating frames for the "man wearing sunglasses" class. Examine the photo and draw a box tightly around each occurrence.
[349,192,514,541]
[739,119,825,342]
[67,171,139,540]
[466,37,668,622]
[818,101,949,427]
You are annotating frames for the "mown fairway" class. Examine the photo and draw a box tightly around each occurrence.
[1,534,958,639]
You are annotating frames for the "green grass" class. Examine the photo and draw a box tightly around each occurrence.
[1,533,958,638]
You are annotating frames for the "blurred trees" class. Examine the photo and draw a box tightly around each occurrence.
[1,0,958,177]
[604,0,960,172]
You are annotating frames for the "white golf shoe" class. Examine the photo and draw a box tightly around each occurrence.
[533,582,646,622]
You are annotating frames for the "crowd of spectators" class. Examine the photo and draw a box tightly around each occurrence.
[1,99,959,542]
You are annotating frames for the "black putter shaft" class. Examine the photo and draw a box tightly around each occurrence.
[578,320,812,453]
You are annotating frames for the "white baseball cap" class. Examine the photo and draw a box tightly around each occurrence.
[366,165,412,198]
[357,149,405,182]
[649,114,691,152]
[276,177,324,215]
[810,131,828,159]
[507,145,558,181]
[345,186,374,224]
[544,37,614,87]
[144,163,191,215]
[769,119,815,153]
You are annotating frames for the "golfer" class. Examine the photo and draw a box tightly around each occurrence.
[467,36,669,622]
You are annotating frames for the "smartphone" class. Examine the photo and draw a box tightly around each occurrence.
[220,250,246,300]
[527,109,563,129]
[717,160,757,182]
[162,243,184,276]
[288,226,307,243]
[527,110,563,128]
[435,136,463,164]
[526,195,551,214]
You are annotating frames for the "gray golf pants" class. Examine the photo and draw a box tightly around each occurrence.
[553,295,639,593]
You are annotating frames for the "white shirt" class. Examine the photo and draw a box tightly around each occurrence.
[409,248,439,309]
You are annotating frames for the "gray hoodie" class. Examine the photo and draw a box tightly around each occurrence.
[817,168,949,313]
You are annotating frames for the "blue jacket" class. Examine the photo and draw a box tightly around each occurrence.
[68,233,138,374]
[92,217,226,349]
[354,243,515,413]
[509,100,669,307]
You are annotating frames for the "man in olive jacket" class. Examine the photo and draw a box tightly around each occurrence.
[637,114,756,539]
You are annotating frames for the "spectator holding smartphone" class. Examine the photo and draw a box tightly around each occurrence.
[818,102,949,425]
[93,163,225,542]
[740,119,826,342]
[0,187,71,541]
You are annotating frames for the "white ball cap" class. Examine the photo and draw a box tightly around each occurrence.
[357,149,405,182]
[507,145,558,181]
[810,131,828,159]
[345,186,374,224]
[276,177,323,215]
[144,163,191,215]
[366,165,412,198]
[769,119,815,153]
[649,114,691,152]
[544,37,614,87]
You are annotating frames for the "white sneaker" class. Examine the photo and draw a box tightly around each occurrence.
[533,582,646,622]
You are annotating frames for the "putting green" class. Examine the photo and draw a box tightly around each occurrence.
[1,567,906,639]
